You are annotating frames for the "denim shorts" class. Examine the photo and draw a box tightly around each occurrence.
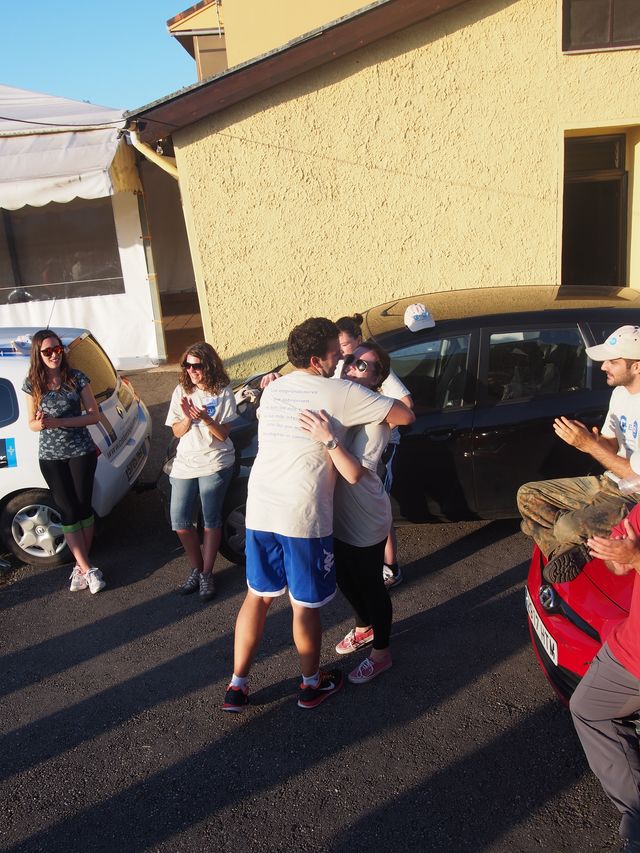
[169,465,234,530]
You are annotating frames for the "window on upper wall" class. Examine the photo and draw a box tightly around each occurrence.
[563,0,640,51]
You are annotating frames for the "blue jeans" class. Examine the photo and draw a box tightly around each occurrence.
[169,465,234,530]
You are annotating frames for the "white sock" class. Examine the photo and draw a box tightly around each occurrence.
[302,671,320,687]
[230,674,249,689]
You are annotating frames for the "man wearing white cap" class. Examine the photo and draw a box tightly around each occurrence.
[518,325,640,584]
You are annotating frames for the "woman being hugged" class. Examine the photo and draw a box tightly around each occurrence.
[166,342,237,602]
[299,342,394,684]
[23,329,103,593]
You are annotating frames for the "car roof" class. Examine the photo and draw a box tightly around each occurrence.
[0,327,88,360]
[362,286,640,338]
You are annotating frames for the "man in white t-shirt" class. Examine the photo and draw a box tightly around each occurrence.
[222,317,415,712]
[518,325,640,585]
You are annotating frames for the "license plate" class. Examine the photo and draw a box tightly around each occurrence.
[525,586,558,666]
[126,444,147,482]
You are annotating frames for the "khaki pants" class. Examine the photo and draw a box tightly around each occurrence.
[517,474,638,558]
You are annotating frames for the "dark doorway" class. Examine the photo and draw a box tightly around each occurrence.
[562,135,627,287]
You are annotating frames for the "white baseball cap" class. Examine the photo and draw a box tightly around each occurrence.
[585,326,640,361]
[404,303,435,333]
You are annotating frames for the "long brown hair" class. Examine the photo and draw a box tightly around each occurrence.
[27,329,74,409]
[179,341,230,394]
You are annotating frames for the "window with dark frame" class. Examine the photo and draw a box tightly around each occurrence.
[562,134,628,287]
[564,0,640,51]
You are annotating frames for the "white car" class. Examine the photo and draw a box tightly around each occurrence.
[0,327,151,567]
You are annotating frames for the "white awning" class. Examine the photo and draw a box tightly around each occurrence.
[0,84,125,210]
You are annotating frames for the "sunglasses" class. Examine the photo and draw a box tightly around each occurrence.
[40,345,64,358]
[344,354,379,374]
[182,360,204,371]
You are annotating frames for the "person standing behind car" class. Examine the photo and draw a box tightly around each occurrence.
[165,342,237,603]
[23,329,104,594]
[336,313,413,589]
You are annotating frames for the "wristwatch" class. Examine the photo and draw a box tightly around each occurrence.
[324,437,339,450]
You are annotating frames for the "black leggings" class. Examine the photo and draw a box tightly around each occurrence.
[333,537,391,650]
[39,452,97,529]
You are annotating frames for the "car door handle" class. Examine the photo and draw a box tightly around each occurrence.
[566,408,603,420]
[428,428,454,442]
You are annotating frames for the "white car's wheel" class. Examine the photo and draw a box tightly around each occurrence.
[0,490,69,567]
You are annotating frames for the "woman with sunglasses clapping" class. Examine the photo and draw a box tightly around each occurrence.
[23,329,104,593]
[299,342,395,684]
[165,342,237,602]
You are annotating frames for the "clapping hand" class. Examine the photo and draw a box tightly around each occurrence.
[181,396,208,422]
[553,416,598,451]
[587,518,640,575]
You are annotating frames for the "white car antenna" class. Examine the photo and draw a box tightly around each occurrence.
[45,297,57,331]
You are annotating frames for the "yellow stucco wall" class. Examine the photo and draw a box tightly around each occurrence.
[175,0,640,380]
[223,0,370,67]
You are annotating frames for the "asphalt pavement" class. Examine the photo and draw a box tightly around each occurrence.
[0,367,620,852]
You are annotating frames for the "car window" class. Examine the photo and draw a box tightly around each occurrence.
[389,334,471,411]
[0,377,19,427]
[487,327,587,402]
[66,333,117,403]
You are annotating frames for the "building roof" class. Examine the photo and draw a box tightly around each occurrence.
[127,0,470,144]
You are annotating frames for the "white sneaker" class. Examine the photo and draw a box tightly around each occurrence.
[69,566,88,592]
[87,568,106,594]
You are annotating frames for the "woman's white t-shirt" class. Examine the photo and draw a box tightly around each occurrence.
[165,384,237,478]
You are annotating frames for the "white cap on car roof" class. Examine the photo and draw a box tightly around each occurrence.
[404,303,435,333]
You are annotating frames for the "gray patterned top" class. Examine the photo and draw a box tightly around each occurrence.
[23,369,96,461]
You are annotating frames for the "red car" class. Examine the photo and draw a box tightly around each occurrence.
[526,545,633,702]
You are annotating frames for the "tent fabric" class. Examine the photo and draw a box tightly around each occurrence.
[0,85,125,210]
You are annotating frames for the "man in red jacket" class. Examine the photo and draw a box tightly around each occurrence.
[572,507,640,852]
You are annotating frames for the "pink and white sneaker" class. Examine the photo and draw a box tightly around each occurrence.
[335,627,374,655]
[348,655,393,684]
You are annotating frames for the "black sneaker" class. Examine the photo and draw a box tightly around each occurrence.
[297,669,343,709]
[542,543,591,585]
[199,572,216,602]
[222,683,249,712]
[178,567,201,595]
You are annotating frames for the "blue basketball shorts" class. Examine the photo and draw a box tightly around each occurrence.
[245,529,336,608]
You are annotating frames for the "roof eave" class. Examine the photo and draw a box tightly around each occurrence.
[127,0,470,145]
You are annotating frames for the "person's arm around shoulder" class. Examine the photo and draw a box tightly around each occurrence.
[299,409,364,484]
[385,398,415,426]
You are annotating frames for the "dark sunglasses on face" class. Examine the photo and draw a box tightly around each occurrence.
[182,360,203,371]
[40,345,64,357]
[344,354,379,374]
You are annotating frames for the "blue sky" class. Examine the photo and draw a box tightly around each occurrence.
[1,1,198,111]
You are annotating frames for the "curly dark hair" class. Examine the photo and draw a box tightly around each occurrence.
[178,341,230,394]
[27,329,75,409]
[353,341,391,389]
[336,313,364,339]
[287,318,339,368]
